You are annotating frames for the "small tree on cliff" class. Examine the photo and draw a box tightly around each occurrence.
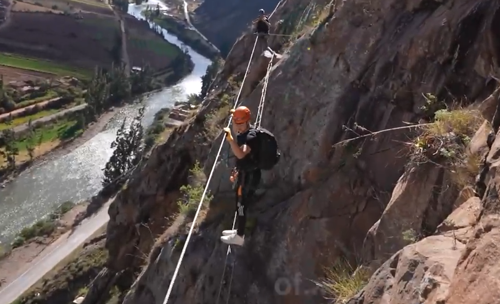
[102,106,145,187]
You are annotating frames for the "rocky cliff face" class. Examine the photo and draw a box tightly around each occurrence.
[191,0,280,57]
[84,0,500,303]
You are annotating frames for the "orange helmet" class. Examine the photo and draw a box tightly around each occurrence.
[231,106,251,124]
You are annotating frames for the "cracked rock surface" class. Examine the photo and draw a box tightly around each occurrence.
[81,0,500,303]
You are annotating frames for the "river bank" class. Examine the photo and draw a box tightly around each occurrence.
[0,0,211,260]
[0,56,194,188]
[0,109,116,188]
[0,0,212,301]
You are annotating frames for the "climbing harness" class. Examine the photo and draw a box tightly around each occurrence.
[215,51,275,304]
[161,36,260,304]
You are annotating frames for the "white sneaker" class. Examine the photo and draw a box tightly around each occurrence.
[222,229,237,236]
[220,233,245,246]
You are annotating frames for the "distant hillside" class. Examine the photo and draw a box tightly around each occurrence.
[191,0,279,57]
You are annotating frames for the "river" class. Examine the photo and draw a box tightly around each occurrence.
[0,1,211,245]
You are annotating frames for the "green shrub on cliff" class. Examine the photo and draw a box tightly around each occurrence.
[411,107,485,189]
[177,161,212,215]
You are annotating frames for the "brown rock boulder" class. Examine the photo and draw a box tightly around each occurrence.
[349,235,464,304]
[363,164,457,265]
[436,196,481,243]
[444,216,500,304]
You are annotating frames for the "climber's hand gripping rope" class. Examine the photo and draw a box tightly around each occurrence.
[223,127,234,142]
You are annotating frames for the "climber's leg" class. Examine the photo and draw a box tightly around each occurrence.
[221,185,246,246]
[220,169,260,246]
[222,169,239,236]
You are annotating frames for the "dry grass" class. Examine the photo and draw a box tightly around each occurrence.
[402,228,418,243]
[410,108,484,175]
[317,258,369,303]
[451,152,482,191]
[151,213,184,252]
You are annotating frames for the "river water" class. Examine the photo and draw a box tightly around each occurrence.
[0,2,211,245]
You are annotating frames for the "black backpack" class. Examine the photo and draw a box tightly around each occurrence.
[253,127,280,170]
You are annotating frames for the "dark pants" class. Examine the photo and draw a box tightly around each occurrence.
[254,21,269,35]
[235,169,261,236]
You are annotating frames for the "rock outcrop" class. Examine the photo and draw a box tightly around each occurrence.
[83,0,500,303]
[348,120,500,304]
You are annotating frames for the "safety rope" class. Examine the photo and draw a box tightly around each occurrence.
[266,33,294,37]
[161,36,259,304]
[268,0,283,18]
[215,211,237,304]
[255,53,275,128]
[215,51,275,304]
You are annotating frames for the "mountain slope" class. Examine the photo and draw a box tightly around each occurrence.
[63,0,500,304]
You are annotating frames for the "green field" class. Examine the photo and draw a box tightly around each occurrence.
[0,53,92,80]
[128,38,180,57]
[70,0,110,8]
[15,90,59,109]
[0,109,60,131]
[14,119,82,151]
[142,12,218,60]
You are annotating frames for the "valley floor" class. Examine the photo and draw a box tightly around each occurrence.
[0,1,206,303]
[0,0,194,184]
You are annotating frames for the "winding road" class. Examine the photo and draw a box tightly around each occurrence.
[181,0,219,53]
[0,200,112,304]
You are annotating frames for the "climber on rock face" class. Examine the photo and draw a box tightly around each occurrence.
[221,106,262,246]
[253,8,270,36]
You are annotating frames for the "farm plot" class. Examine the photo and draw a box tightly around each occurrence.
[0,53,90,79]
[125,15,182,70]
[0,65,56,83]
[13,0,112,15]
[12,1,60,13]
[0,12,119,70]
